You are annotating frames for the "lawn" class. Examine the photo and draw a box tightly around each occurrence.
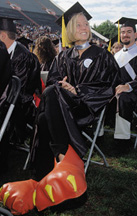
[0,131,137,216]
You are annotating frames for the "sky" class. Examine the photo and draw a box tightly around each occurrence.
[52,0,137,27]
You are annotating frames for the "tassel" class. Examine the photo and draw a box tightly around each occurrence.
[62,15,67,48]
[107,39,111,52]
[118,21,120,43]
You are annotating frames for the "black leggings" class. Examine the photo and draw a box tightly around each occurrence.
[43,85,70,156]
[31,85,70,180]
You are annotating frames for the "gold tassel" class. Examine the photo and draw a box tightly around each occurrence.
[118,21,120,43]
[62,15,71,48]
[62,15,67,48]
[107,39,111,52]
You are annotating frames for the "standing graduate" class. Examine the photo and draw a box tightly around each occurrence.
[0,2,119,215]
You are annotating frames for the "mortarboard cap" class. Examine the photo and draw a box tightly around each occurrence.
[0,16,22,33]
[115,17,137,32]
[16,36,33,49]
[107,34,123,52]
[52,38,59,46]
[56,1,92,27]
[107,35,121,47]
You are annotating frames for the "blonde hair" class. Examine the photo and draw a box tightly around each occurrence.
[66,12,92,46]
[111,42,123,55]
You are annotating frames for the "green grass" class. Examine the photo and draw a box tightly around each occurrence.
[1,132,137,216]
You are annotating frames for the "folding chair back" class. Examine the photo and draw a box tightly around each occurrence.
[82,106,109,173]
[0,207,13,216]
[0,75,21,142]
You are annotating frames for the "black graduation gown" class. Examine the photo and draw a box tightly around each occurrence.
[11,42,42,104]
[0,41,11,100]
[40,45,119,157]
[41,59,54,71]
[0,41,11,172]
[10,42,42,143]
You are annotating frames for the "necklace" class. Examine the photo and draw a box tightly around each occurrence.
[75,41,90,50]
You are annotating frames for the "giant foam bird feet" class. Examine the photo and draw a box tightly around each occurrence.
[34,145,87,211]
[0,145,87,215]
[0,179,38,215]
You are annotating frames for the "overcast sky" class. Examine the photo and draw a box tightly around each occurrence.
[52,0,137,26]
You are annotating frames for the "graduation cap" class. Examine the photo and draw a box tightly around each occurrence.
[115,17,137,32]
[55,2,92,47]
[56,1,92,27]
[52,38,59,46]
[107,34,121,48]
[107,35,117,52]
[107,34,123,53]
[16,36,33,49]
[0,16,22,33]
[114,17,137,46]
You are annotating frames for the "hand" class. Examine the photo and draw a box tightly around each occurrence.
[58,76,77,95]
[115,84,130,95]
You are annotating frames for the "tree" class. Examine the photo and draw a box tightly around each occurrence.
[92,20,118,39]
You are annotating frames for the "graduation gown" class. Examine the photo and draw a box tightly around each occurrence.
[9,42,42,143]
[37,45,119,158]
[47,45,119,112]
[0,41,11,100]
[11,42,42,104]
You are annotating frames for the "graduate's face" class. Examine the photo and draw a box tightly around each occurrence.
[74,15,90,45]
[120,26,136,46]
[112,42,123,54]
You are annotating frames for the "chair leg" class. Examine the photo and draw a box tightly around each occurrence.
[82,106,108,173]
[82,131,108,173]
[134,136,137,149]
[0,206,13,216]
[94,144,109,167]
[23,152,31,170]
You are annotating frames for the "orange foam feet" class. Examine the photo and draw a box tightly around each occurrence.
[34,145,87,211]
[0,179,37,215]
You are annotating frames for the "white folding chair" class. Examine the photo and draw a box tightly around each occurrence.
[82,106,109,173]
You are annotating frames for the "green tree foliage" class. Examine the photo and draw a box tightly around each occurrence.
[93,20,118,39]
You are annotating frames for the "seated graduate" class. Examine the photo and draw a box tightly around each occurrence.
[0,40,11,173]
[0,16,42,145]
[0,2,120,215]
[0,40,11,101]
[113,17,137,153]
